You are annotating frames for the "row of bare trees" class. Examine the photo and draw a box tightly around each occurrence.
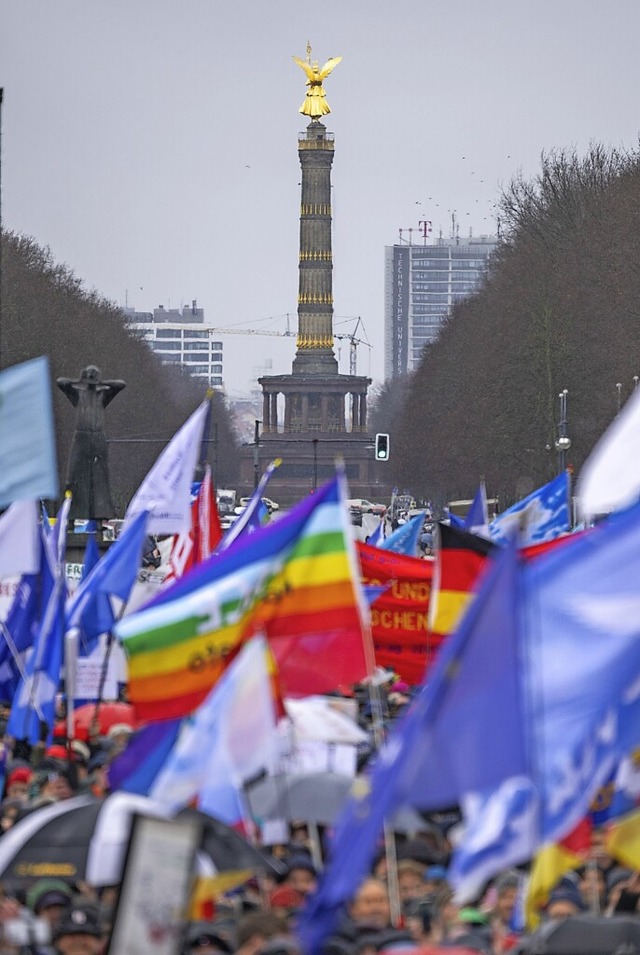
[1,232,240,513]
[371,145,640,509]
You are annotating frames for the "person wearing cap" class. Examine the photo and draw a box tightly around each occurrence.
[53,903,103,955]
[26,879,74,934]
[182,920,235,955]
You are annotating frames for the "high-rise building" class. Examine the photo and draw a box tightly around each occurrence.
[384,235,497,379]
[124,301,224,389]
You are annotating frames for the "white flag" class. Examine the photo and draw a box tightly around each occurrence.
[0,499,40,578]
[123,402,208,535]
[577,386,640,519]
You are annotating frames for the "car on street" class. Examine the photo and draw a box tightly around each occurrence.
[239,496,280,513]
[346,498,376,514]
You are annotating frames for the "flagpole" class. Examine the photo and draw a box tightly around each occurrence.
[65,627,78,744]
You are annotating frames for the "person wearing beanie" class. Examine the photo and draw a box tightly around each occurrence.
[544,882,587,920]
[268,886,305,921]
[5,765,33,803]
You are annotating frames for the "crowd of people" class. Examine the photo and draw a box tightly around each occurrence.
[0,677,636,955]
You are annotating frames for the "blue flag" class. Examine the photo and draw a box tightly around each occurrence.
[7,497,71,744]
[80,523,100,581]
[297,538,525,953]
[366,518,386,548]
[490,472,570,546]
[524,497,640,843]
[446,499,640,900]
[66,510,149,652]
[108,718,183,795]
[0,535,44,702]
[380,512,424,557]
[465,483,489,533]
[218,459,280,550]
[448,512,466,529]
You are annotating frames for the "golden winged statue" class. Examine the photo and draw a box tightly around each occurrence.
[293,45,342,120]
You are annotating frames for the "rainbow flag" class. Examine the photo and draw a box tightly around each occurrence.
[115,472,371,721]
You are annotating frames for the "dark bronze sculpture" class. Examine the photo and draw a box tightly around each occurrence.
[57,365,125,521]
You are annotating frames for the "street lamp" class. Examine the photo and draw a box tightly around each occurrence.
[312,438,319,493]
[554,389,571,473]
[253,419,261,490]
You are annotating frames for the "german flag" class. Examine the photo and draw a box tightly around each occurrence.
[428,522,494,637]
[429,522,584,639]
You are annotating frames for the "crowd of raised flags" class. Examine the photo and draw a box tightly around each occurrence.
[0,356,639,950]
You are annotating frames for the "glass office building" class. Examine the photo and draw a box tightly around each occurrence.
[384,235,497,380]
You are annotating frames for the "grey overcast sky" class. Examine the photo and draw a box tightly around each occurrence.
[1,1,640,398]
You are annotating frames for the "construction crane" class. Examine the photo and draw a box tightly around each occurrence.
[207,314,371,375]
[334,316,372,376]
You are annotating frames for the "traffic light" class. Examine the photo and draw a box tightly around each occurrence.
[375,433,390,461]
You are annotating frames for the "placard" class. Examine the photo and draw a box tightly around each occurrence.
[107,814,202,955]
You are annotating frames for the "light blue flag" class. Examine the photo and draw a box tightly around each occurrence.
[380,512,424,556]
[7,497,71,743]
[490,472,570,546]
[0,357,58,507]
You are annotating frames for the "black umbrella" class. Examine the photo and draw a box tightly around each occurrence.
[522,914,640,955]
[178,806,285,877]
[0,793,283,888]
